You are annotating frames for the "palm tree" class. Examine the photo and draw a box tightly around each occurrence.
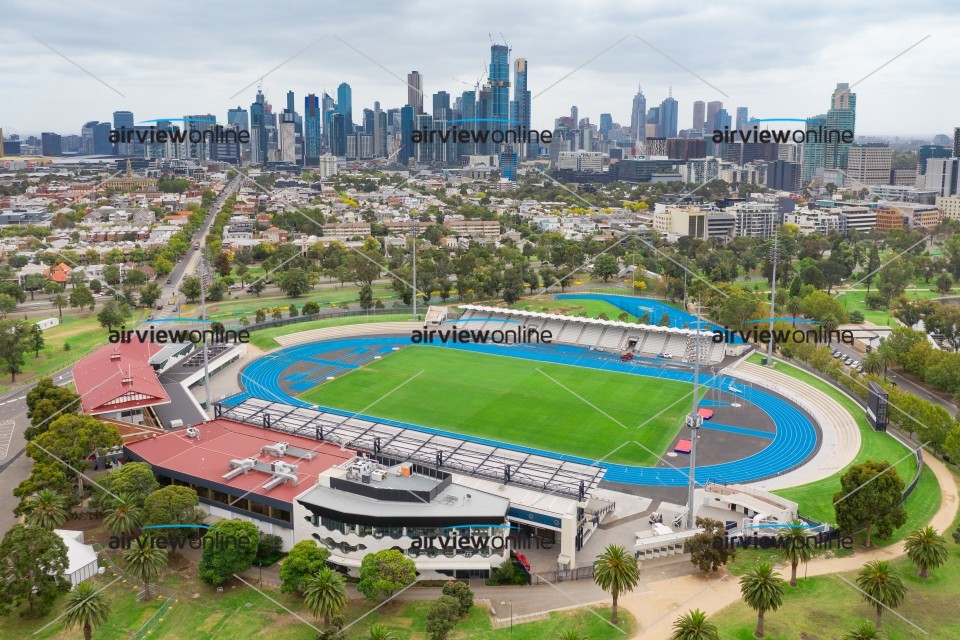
[739,562,785,638]
[786,296,804,327]
[366,623,396,640]
[904,526,948,579]
[861,351,883,376]
[855,560,906,630]
[52,293,68,318]
[670,608,720,640]
[122,539,168,600]
[778,522,814,587]
[24,489,68,530]
[103,493,142,536]
[302,566,348,626]
[63,582,112,640]
[593,544,641,625]
[842,621,882,640]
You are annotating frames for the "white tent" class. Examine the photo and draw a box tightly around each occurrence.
[53,530,100,586]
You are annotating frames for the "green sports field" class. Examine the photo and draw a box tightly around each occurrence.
[297,346,698,465]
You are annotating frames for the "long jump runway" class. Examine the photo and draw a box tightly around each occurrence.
[223,337,819,487]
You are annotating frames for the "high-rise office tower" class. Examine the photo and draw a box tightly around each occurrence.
[250,90,269,164]
[953,127,960,157]
[712,108,731,131]
[801,114,827,183]
[460,90,477,158]
[736,107,749,132]
[631,85,647,144]
[185,114,216,161]
[571,105,579,129]
[399,105,415,164]
[659,94,678,138]
[646,107,660,139]
[706,101,722,131]
[826,83,856,169]
[408,71,424,114]
[599,114,613,135]
[432,91,451,120]
[304,94,321,166]
[286,91,295,114]
[336,83,353,133]
[489,44,511,152]
[92,122,112,155]
[41,132,62,156]
[330,113,347,156]
[514,57,533,158]
[113,111,134,156]
[279,112,297,163]
[925,157,960,196]
[477,87,494,154]
[362,108,374,134]
[228,106,249,159]
[374,108,387,158]
[692,101,705,132]
[918,144,950,175]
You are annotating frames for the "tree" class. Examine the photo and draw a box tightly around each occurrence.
[142,485,204,546]
[124,269,148,287]
[69,285,96,313]
[778,521,814,587]
[441,580,473,615]
[198,519,260,584]
[139,282,163,308]
[288,303,299,318]
[302,566,348,626]
[0,319,31,381]
[97,300,129,330]
[122,539,168,599]
[0,524,69,617]
[366,623,396,640]
[670,609,720,640]
[63,581,112,640]
[357,549,417,600]
[739,562,785,638]
[904,526,948,579]
[684,517,735,573]
[855,560,906,631]
[280,540,333,593]
[935,273,953,295]
[594,254,619,282]
[26,377,80,440]
[93,461,158,508]
[250,279,266,297]
[833,460,907,548]
[52,293,68,318]
[593,544,641,625]
[279,269,312,298]
[23,489,68,529]
[26,414,122,495]
[717,289,764,329]
[303,301,320,315]
[659,312,671,326]
[425,595,461,640]
[359,284,374,309]
[29,323,45,357]
[103,492,143,536]
[841,621,882,640]
[179,276,202,303]
[255,308,267,323]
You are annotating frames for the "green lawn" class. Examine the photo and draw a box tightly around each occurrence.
[751,354,937,539]
[504,296,638,320]
[298,346,696,465]
[247,313,413,350]
[176,285,398,323]
[835,287,941,325]
[14,313,123,384]
[712,511,960,639]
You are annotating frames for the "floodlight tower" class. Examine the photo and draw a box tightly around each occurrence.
[199,251,211,415]
[767,224,779,364]
[685,299,704,529]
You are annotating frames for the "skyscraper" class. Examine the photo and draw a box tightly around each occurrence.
[706,101,722,131]
[250,89,268,164]
[489,44,511,151]
[304,94,321,166]
[514,58,533,158]
[399,105,415,164]
[460,90,477,157]
[185,114,216,161]
[631,85,647,144]
[736,107,749,132]
[336,83,353,133]
[408,71,424,114]
[432,91,451,120]
[113,111,134,156]
[571,105,579,129]
[330,113,347,156]
[918,144,950,175]
[954,127,960,157]
[599,114,613,135]
[659,94,678,138]
[286,91,295,114]
[825,83,856,169]
[41,132,62,156]
[692,101,705,133]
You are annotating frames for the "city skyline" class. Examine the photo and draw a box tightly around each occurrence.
[2,0,956,137]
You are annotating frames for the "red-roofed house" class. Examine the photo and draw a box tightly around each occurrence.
[124,419,355,547]
[73,341,171,425]
[47,262,72,284]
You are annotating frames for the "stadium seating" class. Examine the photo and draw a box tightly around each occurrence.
[640,332,667,356]
[556,321,585,344]
[597,327,627,350]
[663,334,688,358]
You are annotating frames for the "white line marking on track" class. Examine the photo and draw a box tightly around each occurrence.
[0,420,16,460]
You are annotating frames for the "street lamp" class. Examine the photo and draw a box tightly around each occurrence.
[500,600,513,633]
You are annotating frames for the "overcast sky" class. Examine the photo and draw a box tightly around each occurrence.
[3,0,957,139]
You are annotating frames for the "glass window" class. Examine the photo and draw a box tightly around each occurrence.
[271,507,291,523]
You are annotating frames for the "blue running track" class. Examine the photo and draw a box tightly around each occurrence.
[224,337,816,486]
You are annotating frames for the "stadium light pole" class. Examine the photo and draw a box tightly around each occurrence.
[199,250,211,417]
[767,224,779,365]
[685,299,704,530]
[412,221,418,320]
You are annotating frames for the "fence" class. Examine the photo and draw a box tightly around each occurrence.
[241,305,416,332]
[531,564,595,585]
[93,543,179,640]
